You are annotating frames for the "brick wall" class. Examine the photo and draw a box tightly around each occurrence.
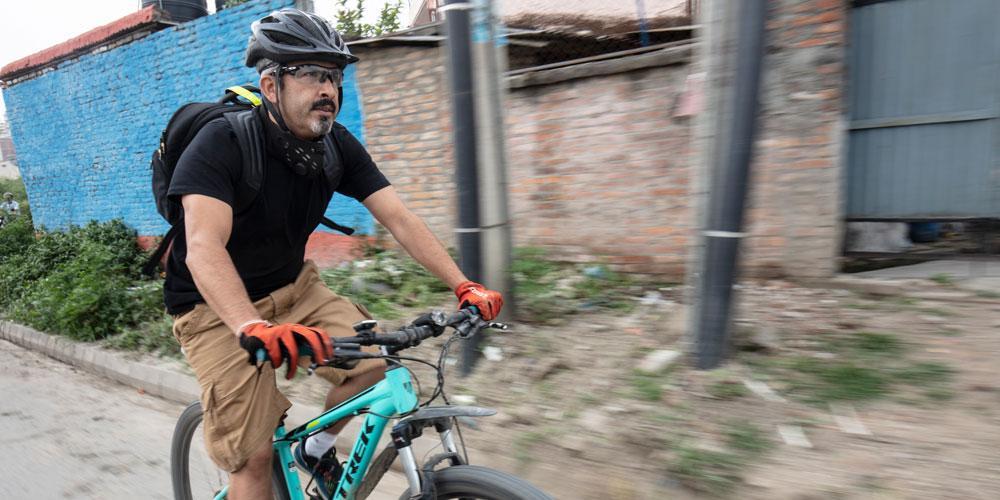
[348,0,849,279]
[505,61,695,275]
[501,0,848,278]
[743,0,847,277]
[351,44,457,244]
[0,0,377,239]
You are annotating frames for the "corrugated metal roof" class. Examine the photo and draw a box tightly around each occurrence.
[500,0,687,19]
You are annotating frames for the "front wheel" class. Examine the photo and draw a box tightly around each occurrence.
[398,465,552,500]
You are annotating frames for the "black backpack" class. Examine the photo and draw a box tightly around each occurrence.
[144,85,353,277]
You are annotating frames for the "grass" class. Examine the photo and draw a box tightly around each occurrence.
[664,422,773,495]
[724,422,771,455]
[320,246,451,320]
[890,297,919,307]
[923,387,955,401]
[668,445,743,496]
[630,370,665,402]
[756,331,956,405]
[850,331,904,354]
[974,289,1000,299]
[511,247,652,322]
[917,307,956,317]
[846,302,880,310]
[707,380,748,400]
[513,429,550,471]
[929,273,954,285]
[788,358,890,403]
[894,361,954,385]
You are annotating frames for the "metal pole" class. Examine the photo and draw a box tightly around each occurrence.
[693,0,767,369]
[636,0,651,47]
[442,0,484,376]
[472,0,514,319]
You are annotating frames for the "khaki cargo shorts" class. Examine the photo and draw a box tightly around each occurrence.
[171,260,386,473]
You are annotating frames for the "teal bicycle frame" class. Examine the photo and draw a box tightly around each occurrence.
[214,362,420,500]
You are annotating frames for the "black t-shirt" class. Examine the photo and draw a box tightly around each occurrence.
[163,112,390,315]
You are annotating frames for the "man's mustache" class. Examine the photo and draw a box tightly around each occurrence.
[312,99,338,113]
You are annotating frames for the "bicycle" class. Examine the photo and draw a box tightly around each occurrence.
[171,308,553,500]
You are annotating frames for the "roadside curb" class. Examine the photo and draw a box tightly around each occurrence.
[0,320,200,404]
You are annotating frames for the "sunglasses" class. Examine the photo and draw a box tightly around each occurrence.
[278,64,344,87]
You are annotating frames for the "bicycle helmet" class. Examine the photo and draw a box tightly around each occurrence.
[245,9,358,70]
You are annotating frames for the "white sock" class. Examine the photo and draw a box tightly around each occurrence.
[305,431,338,459]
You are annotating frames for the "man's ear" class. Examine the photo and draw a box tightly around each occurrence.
[259,73,278,102]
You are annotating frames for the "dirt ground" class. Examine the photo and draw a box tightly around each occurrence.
[143,278,1000,499]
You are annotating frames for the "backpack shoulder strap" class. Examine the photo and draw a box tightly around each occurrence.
[319,132,355,235]
[225,109,266,214]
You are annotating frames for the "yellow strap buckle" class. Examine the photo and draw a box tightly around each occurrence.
[226,86,262,106]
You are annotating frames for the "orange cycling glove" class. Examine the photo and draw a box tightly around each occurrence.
[238,322,333,379]
[454,281,504,321]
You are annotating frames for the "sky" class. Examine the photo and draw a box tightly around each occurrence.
[0,0,414,120]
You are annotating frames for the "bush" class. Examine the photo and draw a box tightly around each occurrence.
[0,214,34,264]
[320,245,451,319]
[0,219,164,341]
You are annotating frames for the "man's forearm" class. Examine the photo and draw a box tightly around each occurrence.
[187,242,262,335]
[384,211,468,290]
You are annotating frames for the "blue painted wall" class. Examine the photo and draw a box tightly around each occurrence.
[2,0,374,235]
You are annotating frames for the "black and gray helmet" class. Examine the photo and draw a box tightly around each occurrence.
[245,9,358,71]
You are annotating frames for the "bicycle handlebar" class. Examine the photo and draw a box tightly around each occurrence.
[253,308,501,366]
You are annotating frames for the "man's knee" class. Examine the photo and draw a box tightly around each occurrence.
[233,441,272,475]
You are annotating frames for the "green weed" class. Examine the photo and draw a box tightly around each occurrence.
[105,315,180,357]
[849,331,903,355]
[917,307,955,317]
[320,245,450,320]
[894,362,954,385]
[724,422,771,455]
[707,380,748,400]
[788,357,889,403]
[929,274,954,285]
[846,302,880,310]
[630,370,665,402]
[668,445,743,496]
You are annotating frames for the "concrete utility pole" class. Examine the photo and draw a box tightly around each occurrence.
[472,0,514,319]
[442,0,485,376]
[690,0,768,369]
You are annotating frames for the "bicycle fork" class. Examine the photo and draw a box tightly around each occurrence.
[392,417,465,499]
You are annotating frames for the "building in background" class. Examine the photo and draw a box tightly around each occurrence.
[2,0,995,278]
[0,119,19,179]
[0,0,372,265]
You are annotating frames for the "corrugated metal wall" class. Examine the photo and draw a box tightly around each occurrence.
[846,0,1000,219]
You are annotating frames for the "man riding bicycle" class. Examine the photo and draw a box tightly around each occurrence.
[165,9,503,500]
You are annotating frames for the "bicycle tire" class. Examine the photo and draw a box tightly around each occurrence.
[396,465,552,500]
[171,401,290,500]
